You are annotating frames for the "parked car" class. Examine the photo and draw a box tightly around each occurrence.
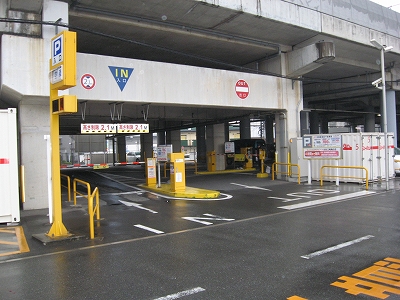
[394,147,400,176]
[126,152,140,162]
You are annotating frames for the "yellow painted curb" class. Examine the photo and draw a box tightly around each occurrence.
[139,184,220,199]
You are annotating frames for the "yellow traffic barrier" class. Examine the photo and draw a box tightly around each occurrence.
[60,174,71,202]
[320,165,369,190]
[272,162,301,184]
[73,178,101,239]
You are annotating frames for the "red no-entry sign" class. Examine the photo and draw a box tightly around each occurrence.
[235,80,249,99]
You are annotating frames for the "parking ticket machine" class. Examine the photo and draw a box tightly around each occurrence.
[241,147,253,169]
[169,152,186,192]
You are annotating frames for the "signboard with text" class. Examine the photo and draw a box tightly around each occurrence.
[156,145,173,162]
[303,134,342,159]
[50,31,76,90]
[81,123,149,134]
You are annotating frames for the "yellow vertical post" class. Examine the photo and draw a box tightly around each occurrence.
[46,31,77,238]
[46,89,70,238]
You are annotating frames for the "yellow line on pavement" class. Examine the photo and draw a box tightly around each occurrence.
[0,240,18,246]
[0,228,17,234]
[0,226,30,256]
[15,226,30,253]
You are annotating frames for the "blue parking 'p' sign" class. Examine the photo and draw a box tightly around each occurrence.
[52,35,63,66]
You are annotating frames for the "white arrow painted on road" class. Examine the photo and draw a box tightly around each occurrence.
[119,200,158,213]
[182,214,235,225]
[230,183,271,191]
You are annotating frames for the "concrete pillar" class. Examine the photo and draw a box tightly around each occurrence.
[140,133,153,159]
[320,117,329,134]
[196,126,206,163]
[19,101,50,209]
[157,131,166,145]
[310,111,319,134]
[213,123,226,154]
[265,115,274,144]
[300,111,309,136]
[206,125,214,152]
[21,0,69,210]
[364,104,376,133]
[275,112,288,164]
[240,117,251,139]
[386,90,397,147]
[224,122,230,142]
[166,130,181,153]
[116,136,126,162]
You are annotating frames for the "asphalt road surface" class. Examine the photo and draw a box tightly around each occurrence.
[1,165,399,299]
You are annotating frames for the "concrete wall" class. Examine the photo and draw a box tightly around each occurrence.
[0,0,69,210]
[71,53,297,111]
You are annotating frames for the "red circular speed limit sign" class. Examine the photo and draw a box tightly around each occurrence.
[81,73,96,90]
[235,80,249,99]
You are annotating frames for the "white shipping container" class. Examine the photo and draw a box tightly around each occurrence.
[0,108,20,223]
[290,133,394,183]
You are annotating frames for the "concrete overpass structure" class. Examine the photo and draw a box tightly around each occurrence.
[1,0,400,210]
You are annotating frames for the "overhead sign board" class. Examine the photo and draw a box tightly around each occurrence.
[303,134,342,159]
[50,31,77,91]
[81,123,149,134]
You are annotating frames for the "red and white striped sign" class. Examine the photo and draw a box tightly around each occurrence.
[235,80,249,99]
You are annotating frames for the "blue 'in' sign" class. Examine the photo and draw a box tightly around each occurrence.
[108,66,134,91]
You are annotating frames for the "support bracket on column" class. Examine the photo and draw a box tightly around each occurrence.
[79,101,87,120]
[142,104,150,121]
[110,102,124,121]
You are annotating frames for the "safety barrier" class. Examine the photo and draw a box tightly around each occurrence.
[60,174,71,202]
[272,162,301,184]
[320,165,369,190]
[163,160,198,177]
[73,178,101,239]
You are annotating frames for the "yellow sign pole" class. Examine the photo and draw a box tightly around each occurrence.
[46,31,77,238]
[46,88,70,238]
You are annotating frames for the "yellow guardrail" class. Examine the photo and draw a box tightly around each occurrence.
[320,165,369,190]
[272,162,301,184]
[60,174,71,202]
[73,178,101,239]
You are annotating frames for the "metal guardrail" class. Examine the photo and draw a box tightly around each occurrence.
[272,162,301,184]
[319,165,369,190]
[73,178,101,239]
[60,174,71,202]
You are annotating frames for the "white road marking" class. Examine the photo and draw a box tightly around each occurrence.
[134,224,164,234]
[104,191,143,196]
[230,182,271,191]
[119,200,158,213]
[278,191,375,210]
[301,235,374,259]
[154,287,205,300]
[182,214,235,225]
